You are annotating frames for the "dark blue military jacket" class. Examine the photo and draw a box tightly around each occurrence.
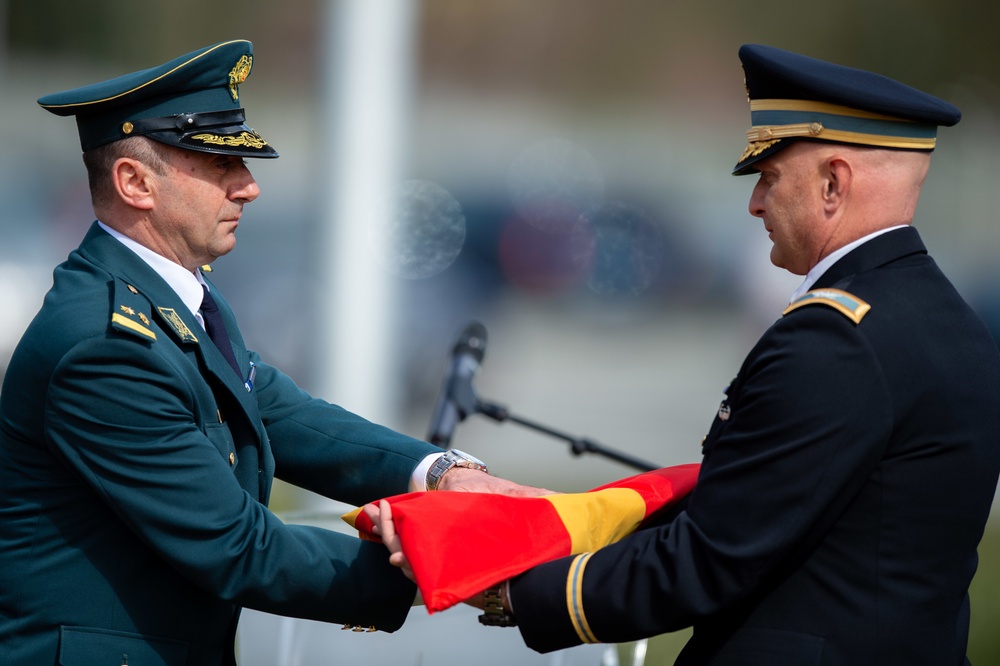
[0,223,440,665]
[511,227,1000,665]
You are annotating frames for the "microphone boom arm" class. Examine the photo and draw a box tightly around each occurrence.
[476,399,660,472]
[426,320,661,471]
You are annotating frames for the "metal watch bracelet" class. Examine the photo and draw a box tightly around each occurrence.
[478,584,516,627]
[425,449,488,491]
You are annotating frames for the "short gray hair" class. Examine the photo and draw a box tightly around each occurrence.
[82,136,167,210]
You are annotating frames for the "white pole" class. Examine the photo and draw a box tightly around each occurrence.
[316,0,418,426]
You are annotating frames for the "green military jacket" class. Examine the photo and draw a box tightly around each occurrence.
[0,222,440,665]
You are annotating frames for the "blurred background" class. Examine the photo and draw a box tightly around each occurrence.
[3,1,1000,663]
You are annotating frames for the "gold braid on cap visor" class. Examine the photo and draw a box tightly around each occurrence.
[739,98,938,163]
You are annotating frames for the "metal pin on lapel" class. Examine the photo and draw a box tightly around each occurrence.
[244,362,256,392]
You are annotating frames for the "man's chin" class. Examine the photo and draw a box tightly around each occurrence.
[769,252,804,276]
[209,238,237,262]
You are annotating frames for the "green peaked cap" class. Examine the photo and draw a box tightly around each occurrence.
[38,39,277,158]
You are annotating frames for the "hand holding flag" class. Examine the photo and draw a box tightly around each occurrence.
[345,464,700,613]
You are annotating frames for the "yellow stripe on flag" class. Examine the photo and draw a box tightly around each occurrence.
[544,487,647,554]
[342,464,700,614]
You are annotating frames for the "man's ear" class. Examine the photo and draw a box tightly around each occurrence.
[821,155,852,215]
[111,158,156,211]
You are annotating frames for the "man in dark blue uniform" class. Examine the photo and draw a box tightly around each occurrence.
[376,45,1000,664]
[0,40,540,666]
[507,44,1000,664]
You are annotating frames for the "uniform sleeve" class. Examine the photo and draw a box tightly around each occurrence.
[44,336,416,631]
[249,351,441,506]
[510,308,894,652]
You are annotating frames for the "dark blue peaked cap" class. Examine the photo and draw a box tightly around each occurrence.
[734,44,960,175]
[38,39,277,158]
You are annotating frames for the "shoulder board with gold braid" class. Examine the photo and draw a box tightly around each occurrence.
[110,278,157,341]
[782,288,871,324]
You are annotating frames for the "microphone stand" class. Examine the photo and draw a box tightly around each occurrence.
[474,399,661,472]
[427,320,661,472]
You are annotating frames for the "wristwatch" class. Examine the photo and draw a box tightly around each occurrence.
[425,449,488,491]
[478,584,517,627]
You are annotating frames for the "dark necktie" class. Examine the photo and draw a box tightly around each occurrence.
[200,285,242,377]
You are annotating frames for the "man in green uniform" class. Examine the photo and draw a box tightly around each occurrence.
[0,39,537,666]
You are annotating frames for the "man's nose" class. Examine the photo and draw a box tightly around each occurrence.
[232,167,260,203]
[748,183,765,218]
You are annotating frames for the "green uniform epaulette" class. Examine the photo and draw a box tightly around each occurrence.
[782,288,871,324]
[110,278,157,341]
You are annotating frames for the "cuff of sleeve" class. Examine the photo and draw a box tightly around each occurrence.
[509,556,589,653]
[411,452,443,492]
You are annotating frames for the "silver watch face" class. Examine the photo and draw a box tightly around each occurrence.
[427,450,487,490]
[449,450,486,467]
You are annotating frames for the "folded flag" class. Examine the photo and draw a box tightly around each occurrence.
[343,463,700,613]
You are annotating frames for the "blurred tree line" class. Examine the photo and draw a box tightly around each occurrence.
[8,0,1000,107]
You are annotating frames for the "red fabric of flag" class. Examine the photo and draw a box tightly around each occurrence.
[344,463,700,613]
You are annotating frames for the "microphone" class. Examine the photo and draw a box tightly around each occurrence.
[426,321,488,448]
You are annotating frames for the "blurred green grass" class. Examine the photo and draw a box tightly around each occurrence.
[969,526,1000,664]
[622,525,1000,665]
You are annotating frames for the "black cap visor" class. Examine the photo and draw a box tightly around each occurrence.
[127,109,278,158]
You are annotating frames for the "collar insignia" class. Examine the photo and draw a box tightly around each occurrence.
[157,307,199,343]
